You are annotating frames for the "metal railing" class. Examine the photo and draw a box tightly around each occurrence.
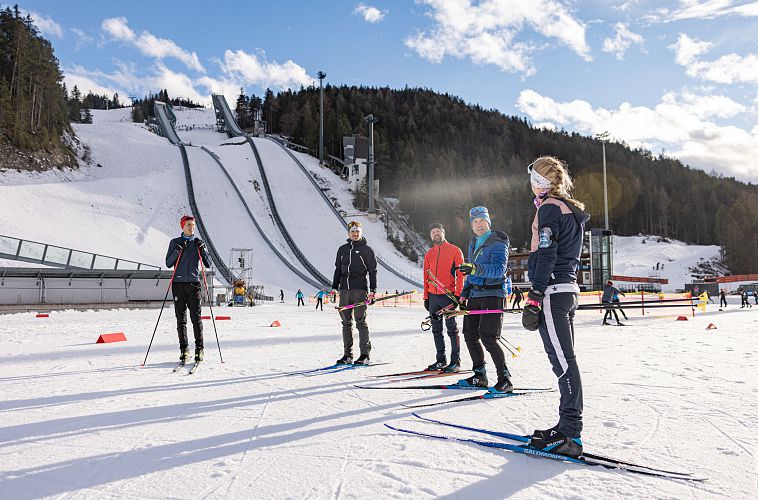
[0,234,161,271]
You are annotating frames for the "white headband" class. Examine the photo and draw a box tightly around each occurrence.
[529,167,552,189]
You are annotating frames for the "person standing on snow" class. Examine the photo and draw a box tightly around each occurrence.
[331,221,378,365]
[280,289,284,303]
[296,289,305,307]
[602,281,625,326]
[422,223,465,373]
[611,287,628,320]
[521,156,590,459]
[165,215,212,365]
[719,289,727,309]
[511,287,524,310]
[315,289,327,311]
[456,206,513,393]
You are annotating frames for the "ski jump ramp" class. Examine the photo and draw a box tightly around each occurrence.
[153,101,324,290]
[210,94,422,290]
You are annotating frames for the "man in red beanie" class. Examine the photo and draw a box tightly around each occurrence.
[165,215,212,365]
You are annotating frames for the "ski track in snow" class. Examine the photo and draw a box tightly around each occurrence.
[1,304,756,498]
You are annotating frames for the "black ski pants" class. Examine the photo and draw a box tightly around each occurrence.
[720,296,727,308]
[603,300,621,324]
[428,293,460,363]
[172,281,203,350]
[463,296,508,382]
[538,287,582,438]
[316,297,323,310]
[339,289,371,356]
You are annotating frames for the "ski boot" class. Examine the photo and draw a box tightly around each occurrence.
[491,365,513,393]
[194,347,204,363]
[528,429,583,458]
[179,348,190,365]
[443,358,461,373]
[426,360,446,371]
[457,366,487,387]
[336,354,353,365]
[353,354,370,365]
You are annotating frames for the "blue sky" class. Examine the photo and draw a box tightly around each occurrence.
[16,0,758,181]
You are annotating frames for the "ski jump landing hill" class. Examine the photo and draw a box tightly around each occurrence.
[210,94,422,291]
[153,101,325,291]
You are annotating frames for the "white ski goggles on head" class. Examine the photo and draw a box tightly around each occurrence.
[527,161,552,189]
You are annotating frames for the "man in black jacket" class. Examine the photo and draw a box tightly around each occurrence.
[165,215,212,365]
[331,221,377,365]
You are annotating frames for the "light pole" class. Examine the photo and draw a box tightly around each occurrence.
[596,131,610,230]
[364,114,378,214]
[317,71,326,165]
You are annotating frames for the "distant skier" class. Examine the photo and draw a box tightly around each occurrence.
[741,290,752,308]
[331,221,377,365]
[521,156,590,458]
[611,287,628,320]
[754,291,758,305]
[511,287,524,310]
[457,206,513,393]
[280,289,284,303]
[602,281,625,326]
[422,223,464,373]
[165,215,211,365]
[296,289,305,307]
[720,289,727,308]
[315,289,327,311]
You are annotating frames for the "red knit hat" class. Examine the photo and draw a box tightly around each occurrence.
[180,215,195,229]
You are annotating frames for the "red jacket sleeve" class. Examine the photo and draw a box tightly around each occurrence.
[453,246,465,297]
[423,251,431,300]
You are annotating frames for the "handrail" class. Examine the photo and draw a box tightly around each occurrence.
[0,234,160,270]
[198,146,324,289]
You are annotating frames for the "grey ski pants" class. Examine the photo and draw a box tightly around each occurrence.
[538,285,583,438]
[339,289,371,356]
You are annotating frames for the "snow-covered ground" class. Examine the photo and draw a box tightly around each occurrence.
[613,235,722,291]
[1,300,755,499]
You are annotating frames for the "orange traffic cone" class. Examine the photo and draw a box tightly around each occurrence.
[706,323,717,330]
[676,316,688,321]
[270,320,281,327]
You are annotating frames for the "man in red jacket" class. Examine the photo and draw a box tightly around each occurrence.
[423,223,465,372]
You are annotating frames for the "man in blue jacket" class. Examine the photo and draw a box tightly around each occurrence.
[457,206,513,393]
[165,215,212,365]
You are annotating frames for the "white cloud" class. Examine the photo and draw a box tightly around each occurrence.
[671,33,758,84]
[22,10,63,38]
[602,23,644,60]
[516,88,758,181]
[101,17,205,73]
[647,0,758,22]
[71,28,94,50]
[405,0,591,76]
[220,49,313,90]
[354,4,388,23]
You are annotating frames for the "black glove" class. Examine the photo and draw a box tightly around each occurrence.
[195,238,206,251]
[457,263,476,275]
[522,289,544,331]
[458,296,467,310]
[424,299,429,311]
[176,239,188,252]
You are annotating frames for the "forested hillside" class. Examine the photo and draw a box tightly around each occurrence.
[254,85,757,273]
[0,5,76,170]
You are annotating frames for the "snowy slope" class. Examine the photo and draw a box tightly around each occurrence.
[0,302,754,498]
[612,235,722,291]
[0,109,189,268]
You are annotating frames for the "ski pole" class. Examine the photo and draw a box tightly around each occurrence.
[199,248,224,363]
[421,302,456,330]
[500,337,522,353]
[426,270,462,306]
[141,248,183,366]
[497,338,518,358]
[336,291,414,311]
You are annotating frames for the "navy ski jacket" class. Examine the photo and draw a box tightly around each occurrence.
[527,197,590,293]
[165,235,212,283]
[461,230,509,299]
